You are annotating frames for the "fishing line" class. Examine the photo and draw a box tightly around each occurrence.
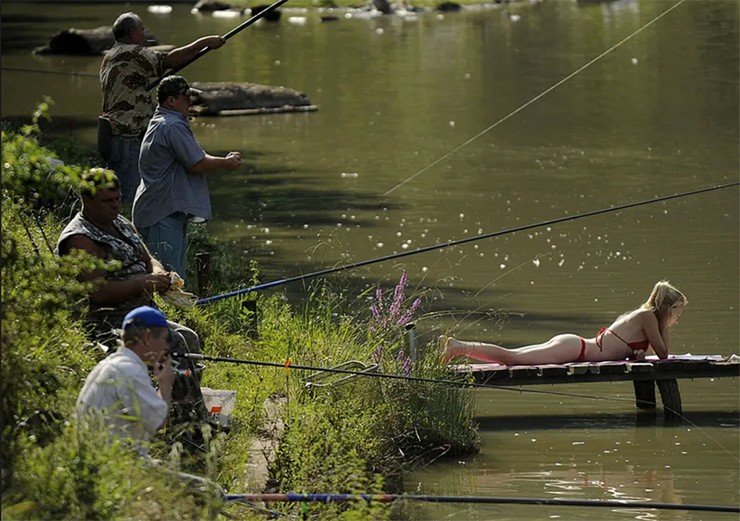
[31,212,56,256]
[383,0,689,196]
[196,181,739,305]
[1,66,99,78]
[146,0,292,90]
[176,351,740,461]
[171,351,714,409]
[175,351,620,400]
[224,492,739,513]
[19,213,43,262]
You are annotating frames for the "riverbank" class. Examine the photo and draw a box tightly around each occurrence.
[1,111,479,519]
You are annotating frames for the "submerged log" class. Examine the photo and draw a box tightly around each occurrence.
[193,0,238,12]
[437,1,462,12]
[250,4,283,22]
[372,0,394,14]
[34,26,160,56]
[191,82,317,116]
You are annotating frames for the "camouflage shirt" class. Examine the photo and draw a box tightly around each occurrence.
[100,43,165,137]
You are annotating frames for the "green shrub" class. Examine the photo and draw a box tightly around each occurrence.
[2,105,479,520]
[1,99,85,212]
[3,422,216,521]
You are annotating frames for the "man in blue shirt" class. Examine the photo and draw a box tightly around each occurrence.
[133,75,242,277]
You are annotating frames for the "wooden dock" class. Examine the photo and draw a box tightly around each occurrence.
[454,355,740,417]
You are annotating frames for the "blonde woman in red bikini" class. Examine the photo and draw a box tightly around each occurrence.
[441,281,687,365]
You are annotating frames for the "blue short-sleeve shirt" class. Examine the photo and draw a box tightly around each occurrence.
[133,106,209,228]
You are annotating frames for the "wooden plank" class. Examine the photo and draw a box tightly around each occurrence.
[594,362,628,375]
[568,363,590,375]
[456,357,739,387]
[471,367,510,385]
[625,362,655,374]
[538,364,569,378]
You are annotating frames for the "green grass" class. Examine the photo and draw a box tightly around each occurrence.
[2,107,479,519]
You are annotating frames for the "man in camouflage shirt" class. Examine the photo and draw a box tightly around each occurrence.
[100,12,224,202]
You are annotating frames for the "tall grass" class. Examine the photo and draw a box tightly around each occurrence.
[2,108,478,519]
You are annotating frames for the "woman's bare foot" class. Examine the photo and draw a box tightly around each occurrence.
[439,335,461,364]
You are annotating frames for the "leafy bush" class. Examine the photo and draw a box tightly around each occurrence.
[1,99,84,212]
[3,423,213,521]
[2,106,479,520]
[1,109,224,519]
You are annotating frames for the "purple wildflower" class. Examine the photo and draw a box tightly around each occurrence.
[369,271,421,333]
[397,297,422,326]
[401,357,412,376]
[372,344,384,364]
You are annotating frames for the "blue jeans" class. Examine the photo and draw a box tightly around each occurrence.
[108,135,142,203]
[139,212,189,277]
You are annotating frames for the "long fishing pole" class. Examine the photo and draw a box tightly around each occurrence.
[145,0,291,91]
[225,492,740,513]
[171,351,671,404]
[174,352,740,460]
[1,66,99,78]
[196,181,739,305]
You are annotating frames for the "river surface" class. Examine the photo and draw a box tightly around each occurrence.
[2,0,738,518]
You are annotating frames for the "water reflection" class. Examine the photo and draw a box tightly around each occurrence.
[408,381,738,519]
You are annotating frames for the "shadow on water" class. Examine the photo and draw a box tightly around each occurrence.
[476,411,740,431]
[1,13,101,52]
[1,115,100,135]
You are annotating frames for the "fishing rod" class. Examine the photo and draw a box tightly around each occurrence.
[174,352,740,459]
[145,0,291,91]
[172,351,664,405]
[1,66,99,78]
[225,492,740,513]
[196,181,739,305]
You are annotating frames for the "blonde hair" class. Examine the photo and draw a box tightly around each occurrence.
[642,280,687,324]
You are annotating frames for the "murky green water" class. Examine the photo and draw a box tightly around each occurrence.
[3,0,738,517]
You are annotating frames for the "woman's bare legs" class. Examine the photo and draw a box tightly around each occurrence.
[441,334,584,365]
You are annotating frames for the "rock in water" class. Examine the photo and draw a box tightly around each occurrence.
[193,0,237,12]
[191,82,315,116]
[250,5,282,22]
[34,26,160,55]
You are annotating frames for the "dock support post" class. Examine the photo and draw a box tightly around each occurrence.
[196,252,212,296]
[657,379,682,418]
[633,380,656,410]
[405,323,417,363]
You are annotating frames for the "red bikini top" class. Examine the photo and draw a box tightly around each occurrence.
[596,327,649,351]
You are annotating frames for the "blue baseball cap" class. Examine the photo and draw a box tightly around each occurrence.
[122,306,168,330]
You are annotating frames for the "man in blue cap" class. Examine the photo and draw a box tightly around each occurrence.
[77,306,174,456]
